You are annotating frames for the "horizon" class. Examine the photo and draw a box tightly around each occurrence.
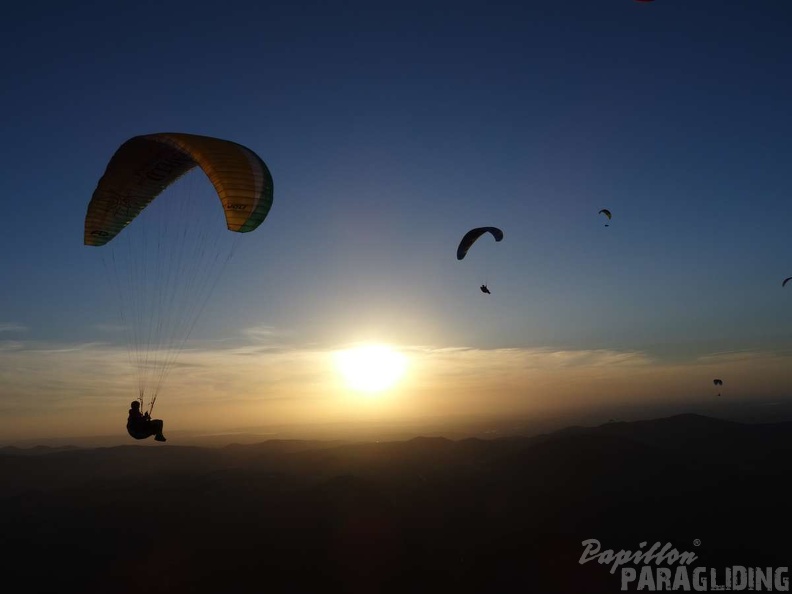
[5,399,792,450]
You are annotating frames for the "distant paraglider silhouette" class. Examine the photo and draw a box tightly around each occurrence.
[713,378,723,397]
[783,277,792,288]
[598,209,611,227]
[457,227,503,293]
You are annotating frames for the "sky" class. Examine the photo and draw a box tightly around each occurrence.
[2,0,792,444]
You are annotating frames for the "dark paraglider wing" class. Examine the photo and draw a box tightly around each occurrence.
[456,227,504,260]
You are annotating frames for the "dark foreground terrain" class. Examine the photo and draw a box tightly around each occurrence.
[3,414,790,593]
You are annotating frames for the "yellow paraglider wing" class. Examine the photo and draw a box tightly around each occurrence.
[84,133,273,246]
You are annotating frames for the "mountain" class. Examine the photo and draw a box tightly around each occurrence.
[2,414,789,593]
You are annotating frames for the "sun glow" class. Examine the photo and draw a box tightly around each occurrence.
[335,344,408,393]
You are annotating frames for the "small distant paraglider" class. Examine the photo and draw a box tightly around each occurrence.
[783,277,792,288]
[599,209,612,227]
[713,378,723,397]
[457,227,504,294]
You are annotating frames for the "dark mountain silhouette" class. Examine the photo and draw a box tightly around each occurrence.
[2,414,789,593]
[0,444,79,455]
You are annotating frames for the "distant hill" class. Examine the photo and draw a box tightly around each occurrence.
[0,444,80,455]
[2,414,790,593]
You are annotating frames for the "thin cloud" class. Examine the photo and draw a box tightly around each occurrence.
[0,323,27,333]
[0,341,24,352]
[695,350,779,364]
[3,337,792,440]
[228,324,298,354]
[410,346,654,377]
[242,325,290,341]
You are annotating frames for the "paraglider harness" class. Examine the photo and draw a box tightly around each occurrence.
[126,391,158,440]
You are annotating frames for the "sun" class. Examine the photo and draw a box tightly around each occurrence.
[335,344,408,393]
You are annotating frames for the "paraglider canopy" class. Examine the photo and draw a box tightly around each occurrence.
[783,277,792,288]
[85,133,273,246]
[456,227,504,260]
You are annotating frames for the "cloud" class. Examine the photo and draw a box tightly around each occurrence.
[0,323,27,333]
[242,325,281,340]
[406,346,653,379]
[3,336,792,441]
[0,341,24,352]
[227,324,301,355]
[0,337,336,414]
[694,350,785,364]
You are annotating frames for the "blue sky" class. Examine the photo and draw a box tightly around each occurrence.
[2,0,792,443]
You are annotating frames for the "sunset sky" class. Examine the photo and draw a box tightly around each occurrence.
[2,0,792,443]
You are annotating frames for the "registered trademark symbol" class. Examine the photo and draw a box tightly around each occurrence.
[693,539,701,547]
